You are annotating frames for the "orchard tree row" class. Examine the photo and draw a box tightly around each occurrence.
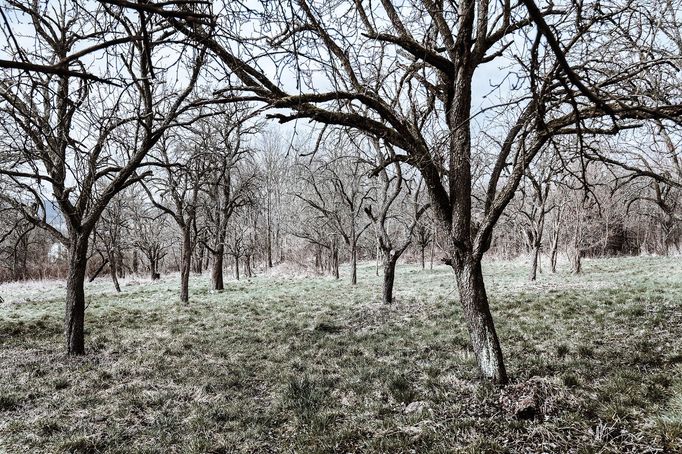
[0,0,680,383]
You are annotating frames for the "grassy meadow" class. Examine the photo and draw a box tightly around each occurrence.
[1,256,681,453]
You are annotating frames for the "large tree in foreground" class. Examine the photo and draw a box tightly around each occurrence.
[158,0,682,382]
[0,0,205,354]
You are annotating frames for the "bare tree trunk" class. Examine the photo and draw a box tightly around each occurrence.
[571,207,583,274]
[204,248,210,272]
[661,219,673,256]
[529,205,546,281]
[453,257,507,384]
[149,257,158,280]
[11,246,18,281]
[327,246,331,275]
[603,216,610,257]
[117,248,125,278]
[132,250,139,274]
[267,195,273,268]
[430,225,435,270]
[234,255,240,280]
[180,227,192,303]
[108,251,121,292]
[350,238,357,285]
[420,245,426,269]
[529,245,541,281]
[382,254,398,304]
[245,255,252,277]
[194,245,205,274]
[277,226,285,263]
[315,245,322,273]
[65,235,89,355]
[211,244,224,291]
[332,241,339,279]
[550,230,559,273]
[20,244,27,280]
[375,241,380,276]
[570,248,582,274]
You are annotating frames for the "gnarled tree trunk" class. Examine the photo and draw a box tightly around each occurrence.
[382,252,398,305]
[149,257,158,280]
[65,235,89,355]
[529,244,541,281]
[453,256,507,383]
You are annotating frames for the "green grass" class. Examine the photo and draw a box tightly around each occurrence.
[1,256,681,453]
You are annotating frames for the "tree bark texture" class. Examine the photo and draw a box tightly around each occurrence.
[180,227,192,303]
[453,257,508,383]
[65,235,89,355]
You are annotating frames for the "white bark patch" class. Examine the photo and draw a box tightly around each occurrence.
[478,335,496,378]
[477,326,502,379]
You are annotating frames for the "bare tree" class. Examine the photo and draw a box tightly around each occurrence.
[547,204,564,273]
[133,207,170,282]
[0,1,205,354]
[297,139,372,285]
[621,123,682,255]
[225,210,257,281]
[199,109,259,290]
[365,142,429,303]
[144,133,212,303]
[93,195,130,292]
[0,202,46,281]
[519,151,563,280]
[414,217,433,270]
[289,197,341,278]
